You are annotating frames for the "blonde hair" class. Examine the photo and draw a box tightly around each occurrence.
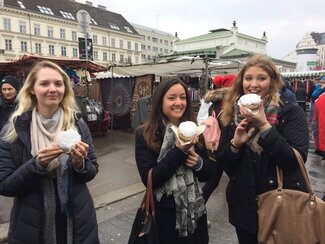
[3,61,79,143]
[221,54,283,126]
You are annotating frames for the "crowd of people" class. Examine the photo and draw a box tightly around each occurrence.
[0,55,324,243]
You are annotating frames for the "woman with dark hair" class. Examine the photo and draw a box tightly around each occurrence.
[216,54,309,243]
[0,61,99,243]
[135,77,212,243]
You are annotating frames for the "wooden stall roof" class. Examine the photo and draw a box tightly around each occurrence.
[0,54,107,73]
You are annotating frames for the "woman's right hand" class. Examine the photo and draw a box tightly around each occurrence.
[37,145,64,168]
[233,118,253,147]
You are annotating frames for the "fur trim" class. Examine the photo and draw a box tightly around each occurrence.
[204,88,229,103]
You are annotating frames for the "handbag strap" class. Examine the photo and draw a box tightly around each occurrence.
[140,168,156,223]
[276,148,315,197]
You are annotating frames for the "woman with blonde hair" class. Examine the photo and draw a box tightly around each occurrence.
[0,61,99,243]
[216,54,309,243]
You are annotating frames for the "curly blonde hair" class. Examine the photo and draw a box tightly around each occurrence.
[3,61,79,143]
[221,54,283,126]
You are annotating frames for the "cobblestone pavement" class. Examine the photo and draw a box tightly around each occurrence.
[97,175,238,244]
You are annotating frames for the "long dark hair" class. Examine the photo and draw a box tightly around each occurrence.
[141,77,194,152]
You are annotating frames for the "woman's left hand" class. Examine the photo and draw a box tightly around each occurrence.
[184,150,199,168]
[69,141,89,170]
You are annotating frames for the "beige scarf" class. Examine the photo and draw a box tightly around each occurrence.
[30,108,64,171]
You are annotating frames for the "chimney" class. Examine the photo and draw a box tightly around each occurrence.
[85,1,93,6]
[97,4,107,10]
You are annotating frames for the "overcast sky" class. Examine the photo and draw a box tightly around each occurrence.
[83,0,324,59]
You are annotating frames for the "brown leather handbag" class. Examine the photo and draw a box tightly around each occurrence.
[257,148,325,244]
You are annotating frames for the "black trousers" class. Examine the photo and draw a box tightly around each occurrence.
[235,226,258,244]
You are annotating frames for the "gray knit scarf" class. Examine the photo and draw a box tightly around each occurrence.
[155,123,206,237]
[30,108,73,244]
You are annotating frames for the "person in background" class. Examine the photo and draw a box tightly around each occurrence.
[216,54,309,243]
[280,76,297,105]
[200,74,236,203]
[294,79,307,113]
[311,76,325,102]
[0,75,20,131]
[308,78,319,122]
[135,77,212,243]
[0,61,99,243]
[312,77,325,159]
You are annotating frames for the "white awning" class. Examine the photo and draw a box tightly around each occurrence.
[106,57,240,77]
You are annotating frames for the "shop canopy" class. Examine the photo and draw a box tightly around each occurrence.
[282,70,325,78]
[0,54,107,74]
[107,56,241,77]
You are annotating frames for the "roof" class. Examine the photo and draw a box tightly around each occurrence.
[108,56,241,76]
[175,29,232,43]
[4,0,139,36]
[0,54,107,73]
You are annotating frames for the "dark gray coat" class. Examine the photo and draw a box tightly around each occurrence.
[216,100,309,234]
[0,111,99,243]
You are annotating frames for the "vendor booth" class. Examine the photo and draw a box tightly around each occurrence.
[0,54,109,135]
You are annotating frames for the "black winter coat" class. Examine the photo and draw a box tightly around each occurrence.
[0,111,99,243]
[216,100,309,234]
[135,125,212,243]
[0,96,17,132]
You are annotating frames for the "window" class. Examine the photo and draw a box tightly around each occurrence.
[135,43,138,51]
[124,26,133,33]
[48,45,55,55]
[72,48,78,58]
[147,36,150,41]
[19,21,26,33]
[127,56,131,63]
[48,26,53,38]
[141,44,145,50]
[60,29,66,39]
[153,47,158,52]
[21,41,27,52]
[152,37,158,43]
[61,46,67,56]
[103,52,107,61]
[120,54,124,62]
[93,35,97,45]
[17,1,26,8]
[72,31,77,41]
[5,39,12,50]
[93,51,98,60]
[119,40,123,49]
[135,56,139,64]
[110,24,120,30]
[37,5,54,15]
[60,11,75,20]
[91,18,98,25]
[127,41,131,50]
[164,40,168,46]
[4,18,11,31]
[102,36,107,46]
[111,38,115,48]
[112,53,116,62]
[148,46,151,51]
[34,24,41,36]
[35,43,42,53]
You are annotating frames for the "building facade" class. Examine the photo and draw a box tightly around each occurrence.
[171,21,267,59]
[131,23,175,63]
[0,0,142,66]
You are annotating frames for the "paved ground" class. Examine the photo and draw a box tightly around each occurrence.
[0,125,324,243]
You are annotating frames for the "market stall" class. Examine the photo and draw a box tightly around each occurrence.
[0,54,109,135]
